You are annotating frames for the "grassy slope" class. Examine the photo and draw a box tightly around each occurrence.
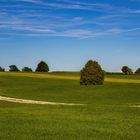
[0,72,140,140]
[0,72,140,83]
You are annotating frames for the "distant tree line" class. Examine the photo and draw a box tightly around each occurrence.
[0,60,140,86]
[104,66,140,75]
[0,61,49,72]
[121,66,140,75]
[0,61,139,76]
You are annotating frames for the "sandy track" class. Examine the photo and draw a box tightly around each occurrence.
[0,96,84,106]
[130,105,140,108]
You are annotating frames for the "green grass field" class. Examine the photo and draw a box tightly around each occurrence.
[0,72,140,140]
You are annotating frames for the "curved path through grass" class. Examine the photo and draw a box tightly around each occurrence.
[0,96,84,106]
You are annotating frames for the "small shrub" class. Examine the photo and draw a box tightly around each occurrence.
[22,67,33,72]
[80,60,104,85]
[9,65,20,72]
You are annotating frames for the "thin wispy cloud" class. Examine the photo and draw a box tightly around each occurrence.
[15,0,113,12]
[0,0,140,39]
[13,0,140,14]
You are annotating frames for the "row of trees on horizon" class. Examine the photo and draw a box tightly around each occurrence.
[0,61,49,73]
[0,60,140,75]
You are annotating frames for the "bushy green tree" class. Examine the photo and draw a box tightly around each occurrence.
[35,61,49,72]
[135,68,140,75]
[80,60,104,85]
[121,66,133,75]
[0,66,5,72]
[22,67,33,72]
[9,65,20,72]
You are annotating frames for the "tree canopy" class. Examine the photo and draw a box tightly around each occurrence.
[35,61,49,72]
[80,60,104,85]
[0,66,5,72]
[22,67,33,72]
[9,65,20,72]
[121,66,133,75]
[135,68,140,75]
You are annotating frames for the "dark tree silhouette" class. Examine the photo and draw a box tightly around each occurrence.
[121,66,133,75]
[135,68,140,75]
[9,65,20,72]
[35,61,49,72]
[0,66,5,72]
[80,60,104,85]
[22,67,33,72]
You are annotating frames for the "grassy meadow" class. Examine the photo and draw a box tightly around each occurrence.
[0,72,140,140]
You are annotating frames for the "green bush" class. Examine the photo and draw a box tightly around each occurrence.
[135,68,140,75]
[0,66,5,72]
[80,60,104,85]
[121,66,133,75]
[22,67,33,72]
[35,61,49,72]
[9,65,20,72]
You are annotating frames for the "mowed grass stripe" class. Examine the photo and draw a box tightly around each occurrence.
[0,72,140,84]
[105,78,140,84]
[0,72,79,80]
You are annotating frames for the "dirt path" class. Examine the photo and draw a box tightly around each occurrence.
[0,96,84,106]
[130,105,140,108]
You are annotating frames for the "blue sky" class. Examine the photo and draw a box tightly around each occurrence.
[0,0,140,71]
